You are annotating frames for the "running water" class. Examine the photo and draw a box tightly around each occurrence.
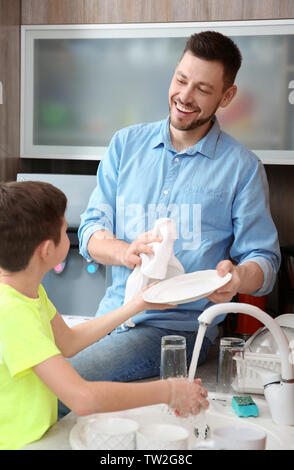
[188,323,207,382]
[187,323,208,438]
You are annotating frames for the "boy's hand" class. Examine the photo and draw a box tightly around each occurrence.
[168,378,209,417]
[134,283,175,312]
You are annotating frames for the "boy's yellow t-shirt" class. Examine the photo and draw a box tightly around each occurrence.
[0,283,61,450]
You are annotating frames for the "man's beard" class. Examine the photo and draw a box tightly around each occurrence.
[169,101,220,132]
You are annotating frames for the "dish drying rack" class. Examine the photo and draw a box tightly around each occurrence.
[235,352,281,394]
[233,313,294,395]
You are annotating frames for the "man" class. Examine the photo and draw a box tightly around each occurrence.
[61,31,280,412]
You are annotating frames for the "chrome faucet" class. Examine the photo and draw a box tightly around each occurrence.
[198,302,294,426]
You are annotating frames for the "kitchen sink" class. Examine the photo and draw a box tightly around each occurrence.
[22,393,294,450]
[69,394,294,450]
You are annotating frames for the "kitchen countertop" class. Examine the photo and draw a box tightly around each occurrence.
[20,330,294,450]
[23,338,293,451]
[21,340,222,450]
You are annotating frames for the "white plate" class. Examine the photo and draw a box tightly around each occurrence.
[142,270,232,305]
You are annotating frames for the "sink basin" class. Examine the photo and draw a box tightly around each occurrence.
[69,394,294,450]
[200,394,292,450]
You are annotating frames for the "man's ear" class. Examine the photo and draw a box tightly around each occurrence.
[219,84,237,109]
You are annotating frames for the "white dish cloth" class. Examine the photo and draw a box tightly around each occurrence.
[122,218,184,328]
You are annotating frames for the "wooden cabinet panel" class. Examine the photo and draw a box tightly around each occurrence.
[21,0,170,24]
[21,0,294,24]
[0,0,20,25]
[169,0,245,22]
[0,0,20,182]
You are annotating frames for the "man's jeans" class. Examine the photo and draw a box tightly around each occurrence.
[58,324,212,419]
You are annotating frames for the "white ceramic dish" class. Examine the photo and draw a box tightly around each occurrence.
[142,270,232,305]
[70,419,93,450]
[136,423,189,450]
[193,424,267,450]
[84,417,138,450]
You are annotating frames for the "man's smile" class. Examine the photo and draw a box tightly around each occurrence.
[173,100,200,117]
[175,102,196,113]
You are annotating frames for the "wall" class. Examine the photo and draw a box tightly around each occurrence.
[0,0,21,182]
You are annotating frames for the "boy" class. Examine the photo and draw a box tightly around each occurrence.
[0,181,208,450]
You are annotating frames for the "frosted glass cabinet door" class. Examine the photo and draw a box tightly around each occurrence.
[33,38,183,147]
[21,22,294,163]
[217,35,294,156]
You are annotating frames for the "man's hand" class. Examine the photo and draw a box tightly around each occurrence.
[207,259,264,303]
[207,260,240,303]
[120,230,163,269]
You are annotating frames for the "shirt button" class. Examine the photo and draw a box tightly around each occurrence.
[174,157,179,163]
[163,190,169,195]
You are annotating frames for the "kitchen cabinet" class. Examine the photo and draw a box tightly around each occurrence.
[21,20,294,163]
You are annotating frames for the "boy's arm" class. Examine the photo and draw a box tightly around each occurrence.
[51,292,171,358]
[33,354,169,415]
[33,354,208,417]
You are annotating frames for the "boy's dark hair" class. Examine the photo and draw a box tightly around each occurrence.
[0,181,67,272]
[183,31,242,90]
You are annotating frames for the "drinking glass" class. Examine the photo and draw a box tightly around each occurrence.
[160,335,187,379]
[160,334,209,441]
[216,337,246,403]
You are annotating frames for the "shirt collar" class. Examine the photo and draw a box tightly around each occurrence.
[151,117,170,149]
[152,115,221,159]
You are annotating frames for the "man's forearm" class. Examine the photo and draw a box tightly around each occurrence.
[87,228,160,270]
[87,230,129,265]
[237,261,264,294]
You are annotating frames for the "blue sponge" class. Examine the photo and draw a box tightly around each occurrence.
[232,396,259,417]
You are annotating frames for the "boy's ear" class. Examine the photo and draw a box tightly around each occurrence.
[38,239,54,261]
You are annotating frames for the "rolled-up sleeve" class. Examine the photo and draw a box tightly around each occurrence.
[78,132,122,261]
[230,159,281,296]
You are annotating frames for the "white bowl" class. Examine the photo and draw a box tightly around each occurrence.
[84,417,139,450]
[136,423,189,450]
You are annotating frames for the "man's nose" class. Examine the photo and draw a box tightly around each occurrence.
[179,86,194,105]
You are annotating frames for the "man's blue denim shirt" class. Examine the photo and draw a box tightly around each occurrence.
[78,117,281,342]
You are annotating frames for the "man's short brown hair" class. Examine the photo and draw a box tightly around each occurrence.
[0,181,67,272]
[183,31,242,91]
